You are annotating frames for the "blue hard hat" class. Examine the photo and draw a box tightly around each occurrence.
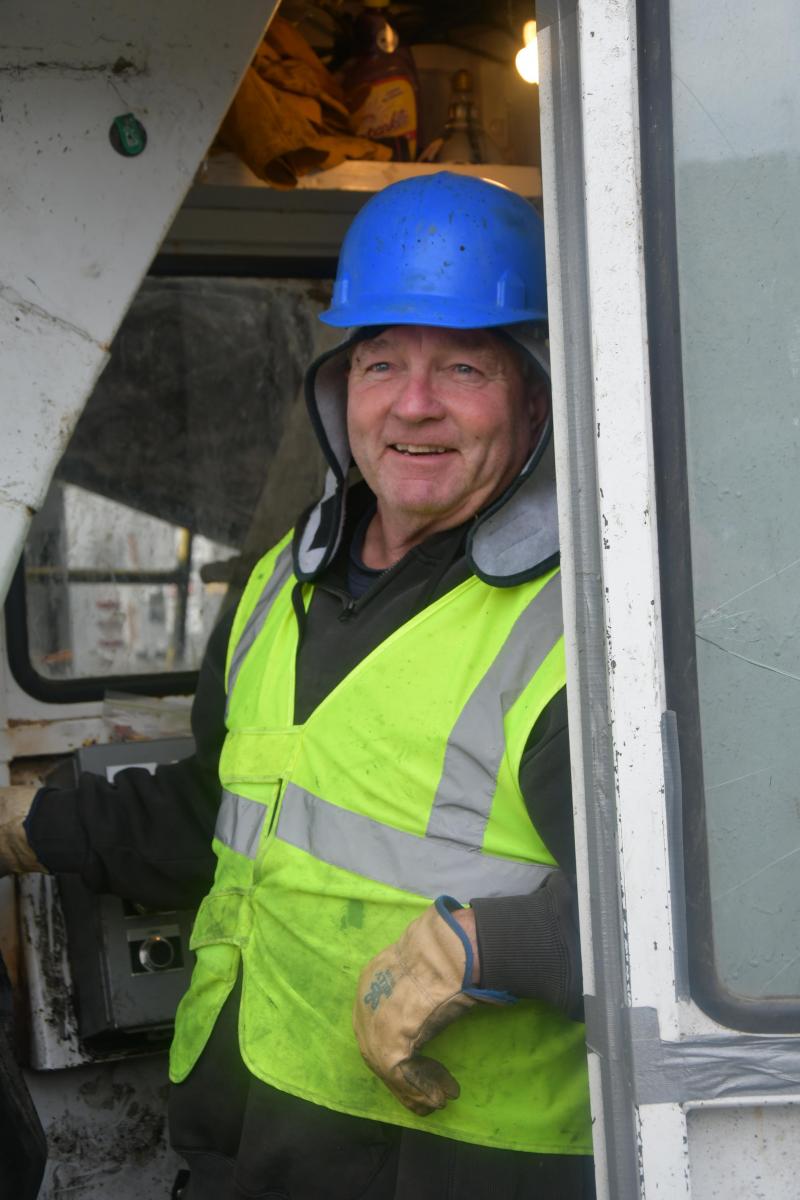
[320,171,547,329]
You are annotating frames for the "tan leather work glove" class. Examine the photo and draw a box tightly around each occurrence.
[215,16,392,189]
[353,897,515,1116]
[0,787,46,876]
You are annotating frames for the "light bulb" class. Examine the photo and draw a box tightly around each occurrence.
[515,20,539,85]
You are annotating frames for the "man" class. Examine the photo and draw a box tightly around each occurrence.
[0,172,593,1198]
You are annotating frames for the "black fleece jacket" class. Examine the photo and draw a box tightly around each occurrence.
[26,490,582,1019]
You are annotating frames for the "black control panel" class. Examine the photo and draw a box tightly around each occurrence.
[57,737,197,1048]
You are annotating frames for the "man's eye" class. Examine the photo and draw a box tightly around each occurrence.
[452,363,479,376]
[364,360,391,373]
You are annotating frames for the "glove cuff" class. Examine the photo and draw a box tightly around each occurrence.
[435,896,516,1005]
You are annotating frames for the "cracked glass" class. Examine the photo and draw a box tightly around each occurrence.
[671,0,800,997]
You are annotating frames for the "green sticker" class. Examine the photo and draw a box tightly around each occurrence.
[111,113,147,157]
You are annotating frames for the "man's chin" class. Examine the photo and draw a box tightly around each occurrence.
[378,488,474,529]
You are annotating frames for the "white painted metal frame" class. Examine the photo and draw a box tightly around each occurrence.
[539,3,800,1197]
[538,0,686,1191]
[569,0,697,1182]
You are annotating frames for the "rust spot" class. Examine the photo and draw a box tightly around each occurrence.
[41,648,73,667]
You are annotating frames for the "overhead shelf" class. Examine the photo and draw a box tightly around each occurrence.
[201,151,542,198]
[161,153,541,263]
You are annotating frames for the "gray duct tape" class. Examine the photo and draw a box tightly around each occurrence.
[587,1000,800,1105]
[661,710,690,1000]
[631,1007,800,1103]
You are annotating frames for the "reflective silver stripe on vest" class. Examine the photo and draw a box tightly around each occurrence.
[226,542,294,701]
[275,783,553,899]
[427,573,563,847]
[215,788,267,860]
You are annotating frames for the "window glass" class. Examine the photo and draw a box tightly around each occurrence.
[670,1,800,996]
[25,483,233,679]
[19,275,334,686]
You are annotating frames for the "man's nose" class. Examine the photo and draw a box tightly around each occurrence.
[391,371,444,420]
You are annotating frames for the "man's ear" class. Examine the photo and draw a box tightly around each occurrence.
[528,377,551,446]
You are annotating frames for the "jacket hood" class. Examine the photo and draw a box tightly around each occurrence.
[293,324,559,588]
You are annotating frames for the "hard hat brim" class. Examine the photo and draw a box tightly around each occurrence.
[320,296,547,329]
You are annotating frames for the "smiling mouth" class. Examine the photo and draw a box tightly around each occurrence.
[390,444,452,456]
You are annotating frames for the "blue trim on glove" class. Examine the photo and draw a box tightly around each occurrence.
[435,895,517,1005]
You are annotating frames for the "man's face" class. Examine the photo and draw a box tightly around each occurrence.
[346,325,546,533]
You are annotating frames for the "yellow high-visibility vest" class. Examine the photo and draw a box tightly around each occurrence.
[170,533,591,1155]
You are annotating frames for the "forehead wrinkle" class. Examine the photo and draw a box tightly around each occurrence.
[353,334,393,359]
[430,329,521,380]
[352,327,516,376]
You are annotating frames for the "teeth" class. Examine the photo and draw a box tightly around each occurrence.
[393,444,448,454]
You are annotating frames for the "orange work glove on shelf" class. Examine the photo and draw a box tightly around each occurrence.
[216,16,391,189]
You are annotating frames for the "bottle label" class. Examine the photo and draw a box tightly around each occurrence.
[350,76,417,158]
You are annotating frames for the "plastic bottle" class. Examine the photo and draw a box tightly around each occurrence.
[341,0,421,162]
[419,70,506,165]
